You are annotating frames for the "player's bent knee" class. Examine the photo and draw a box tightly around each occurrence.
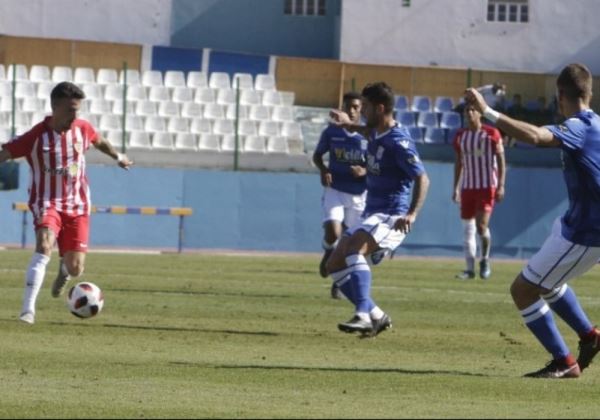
[65,260,84,277]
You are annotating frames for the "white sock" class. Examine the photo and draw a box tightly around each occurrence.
[462,219,476,271]
[356,312,371,322]
[21,253,51,315]
[370,306,385,320]
[322,239,338,251]
[480,228,491,259]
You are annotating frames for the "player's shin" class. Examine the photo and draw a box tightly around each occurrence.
[521,299,573,362]
[543,284,594,336]
[462,220,476,271]
[345,254,374,321]
[21,253,51,315]
[480,227,491,259]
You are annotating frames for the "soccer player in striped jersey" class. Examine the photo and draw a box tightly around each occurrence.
[327,82,430,336]
[0,82,133,324]
[465,63,600,379]
[452,104,506,280]
[313,92,367,279]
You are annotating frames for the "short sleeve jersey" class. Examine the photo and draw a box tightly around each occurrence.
[545,110,600,246]
[314,124,367,195]
[364,124,426,216]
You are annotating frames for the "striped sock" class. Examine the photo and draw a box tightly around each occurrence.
[543,284,594,337]
[521,299,571,360]
[330,266,355,304]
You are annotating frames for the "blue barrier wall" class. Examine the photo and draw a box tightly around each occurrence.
[170,0,341,59]
[0,162,567,259]
[208,50,270,80]
[151,45,204,75]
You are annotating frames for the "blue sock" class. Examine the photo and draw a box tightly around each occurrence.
[345,254,375,314]
[330,267,356,304]
[521,299,570,360]
[543,285,594,336]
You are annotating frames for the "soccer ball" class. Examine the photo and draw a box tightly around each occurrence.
[67,282,104,319]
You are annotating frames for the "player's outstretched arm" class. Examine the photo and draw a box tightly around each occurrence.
[465,88,559,147]
[93,136,134,170]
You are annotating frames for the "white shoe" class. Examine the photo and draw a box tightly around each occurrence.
[19,312,35,324]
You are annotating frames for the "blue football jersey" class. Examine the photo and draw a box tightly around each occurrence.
[364,124,426,216]
[314,124,367,195]
[546,110,600,246]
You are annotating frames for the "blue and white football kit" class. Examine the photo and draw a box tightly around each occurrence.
[314,125,367,229]
[518,109,600,365]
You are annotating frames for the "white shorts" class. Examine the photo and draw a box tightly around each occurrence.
[522,218,600,290]
[321,187,366,228]
[346,212,406,252]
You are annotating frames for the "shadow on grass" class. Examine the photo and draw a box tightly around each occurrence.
[44,320,279,337]
[109,288,294,299]
[170,361,490,377]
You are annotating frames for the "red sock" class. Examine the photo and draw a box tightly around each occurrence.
[559,354,577,367]
[579,326,600,342]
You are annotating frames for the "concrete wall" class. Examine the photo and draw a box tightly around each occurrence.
[340,0,600,74]
[0,161,567,259]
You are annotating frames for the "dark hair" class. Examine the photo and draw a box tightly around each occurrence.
[50,81,85,105]
[342,91,361,105]
[557,63,592,102]
[361,82,395,113]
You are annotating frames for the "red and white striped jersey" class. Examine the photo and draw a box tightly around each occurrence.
[453,125,503,190]
[2,117,98,218]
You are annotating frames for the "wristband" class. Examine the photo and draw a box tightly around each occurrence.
[483,106,500,124]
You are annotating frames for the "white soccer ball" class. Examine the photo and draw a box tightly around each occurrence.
[67,282,104,319]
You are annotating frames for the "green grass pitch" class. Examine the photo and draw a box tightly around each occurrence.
[0,250,599,418]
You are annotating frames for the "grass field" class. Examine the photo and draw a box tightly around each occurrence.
[1,249,599,418]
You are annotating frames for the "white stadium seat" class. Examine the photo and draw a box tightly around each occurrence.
[158,101,180,118]
[243,135,266,153]
[249,105,270,121]
[0,64,6,81]
[272,106,294,122]
[125,114,144,132]
[167,117,189,133]
[152,132,174,149]
[128,131,152,149]
[232,73,253,90]
[209,72,231,90]
[135,100,158,117]
[29,65,51,83]
[171,87,194,103]
[0,81,13,97]
[258,120,280,137]
[216,89,236,106]
[21,97,43,113]
[194,87,216,104]
[144,116,167,132]
[240,89,262,106]
[74,67,96,84]
[280,122,303,140]
[104,84,124,101]
[142,70,163,87]
[89,99,112,115]
[96,68,119,85]
[203,103,225,120]
[181,102,203,119]
[51,66,73,83]
[262,90,282,106]
[80,83,103,100]
[164,71,186,88]
[254,74,276,91]
[267,136,289,154]
[15,82,36,98]
[175,132,198,150]
[104,130,127,149]
[238,119,258,137]
[221,134,243,152]
[212,119,235,136]
[112,99,136,115]
[148,86,171,102]
[119,69,141,86]
[7,64,29,81]
[186,71,208,89]
[190,118,212,135]
[126,85,148,101]
[280,91,296,106]
[225,104,249,120]
[198,133,221,151]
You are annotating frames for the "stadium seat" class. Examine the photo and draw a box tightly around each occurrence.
[0,64,6,81]
[232,73,254,90]
[112,99,136,115]
[125,114,144,132]
[89,99,112,115]
[240,89,262,106]
[262,90,282,106]
[394,95,409,112]
[258,120,280,137]
[440,111,462,129]
[243,135,266,153]
[175,132,198,150]
[212,119,235,135]
[168,117,189,133]
[181,102,203,119]
[126,85,148,101]
[29,65,51,83]
[80,83,103,100]
[144,116,167,132]
[152,132,174,149]
[164,71,186,88]
[190,118,212,135]
[51,66,73,83]
[221,134,243,152]
[0,127,13,144]
[0,97,14,113]
[396,110,416,127]
[104,84,124,101]
[148,86,171,102]
[280,121,303,140]
[417,111,439,128]
[135,100,158,117]
[287,138,305,155]
[157,101,180,118]
[254,74,276,91]
[225,104,249,120]
[216,89,236,106]
[446,128,460,144]
[42,98,52,113]
[14,111,32,128]
[31,111,51,125]
[408,126,424,142]
[434,96,455,113]
[0,81,13,97]
[128,131,152,149]
[186,71,208,89]
[141,70,163,87]
[280,91,296,107]
[99,114,122,131]
[266,136,289,154]
[74,67,96,84]
[171,87,194,103]
[104,130,127,149]
[15,82,36,98]
[272,106,294,122]
[197,133,220,151]
[208,72,231,90]
[423,127,447,144]
[194,87,216,104]
[203,103,225,120]
[119,69,141,85]
[411,95,432,113]
[21,97,43,113]
[238,119,258,136]
[7,64,28,81]
[249,105,270,121]
[97,68,118,85]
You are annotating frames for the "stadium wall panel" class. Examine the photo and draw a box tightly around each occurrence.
[208,50,270,79]
[1,162,567,259]
[151,45,204,75]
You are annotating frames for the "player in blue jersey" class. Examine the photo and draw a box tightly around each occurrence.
[466,63,600,379]
[313,92,367,278]
[327,82,430,337]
